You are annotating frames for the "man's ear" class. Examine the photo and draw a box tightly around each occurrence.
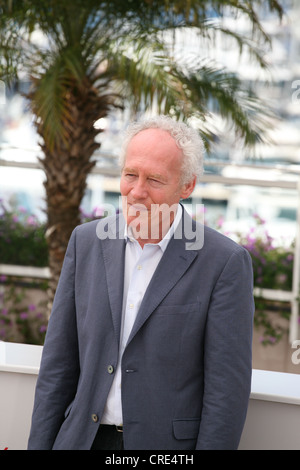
[180,175,197,200]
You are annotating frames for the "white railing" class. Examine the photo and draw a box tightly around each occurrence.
[200,160,300,344]
[0,264,50,279]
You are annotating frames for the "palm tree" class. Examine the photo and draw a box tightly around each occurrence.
[0,0,283,304]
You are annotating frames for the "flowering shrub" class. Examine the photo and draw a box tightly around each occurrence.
[218,213,295,345]
[237,214,294,292]
[0,202,108,267]
[0,202,297,345]
[0,200,48,266]
[0,275,48,345]
[79,206,109,224]
[0,203,106,344]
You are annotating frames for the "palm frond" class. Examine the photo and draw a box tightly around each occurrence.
[176,57,275,147]
[0,0,285,151]
[101,34,274,151]
[29,54,74,148]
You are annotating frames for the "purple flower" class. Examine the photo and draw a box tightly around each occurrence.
[79,207,91,219]
[276,274,287,285]
[253,213,266,225]
[268,336,277,344]
[93,206,105,217]
[19,312,28,320]
[216,215,225,228]
[28,304,36,311]
[1,308,8,316]
[26,215,38,227]
[0,275,7,282]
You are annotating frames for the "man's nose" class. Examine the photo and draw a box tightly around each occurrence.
[131,178,148,199]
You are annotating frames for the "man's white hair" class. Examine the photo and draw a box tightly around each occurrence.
[120,115,204,184]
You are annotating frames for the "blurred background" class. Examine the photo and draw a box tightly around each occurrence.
[1,1,299,236]
[0,0,300,371]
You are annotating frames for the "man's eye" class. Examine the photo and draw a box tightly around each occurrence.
[149,178,162,185]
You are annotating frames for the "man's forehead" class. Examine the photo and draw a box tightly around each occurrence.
[129,127,176,144]
[123,165,168,181]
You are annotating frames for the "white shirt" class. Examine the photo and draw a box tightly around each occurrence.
[101,204,182,425]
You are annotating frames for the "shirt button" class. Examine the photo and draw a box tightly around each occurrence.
[129,303,134,309]
[107,365,114,374]
[137,265,142,270]
[91,413,99,423]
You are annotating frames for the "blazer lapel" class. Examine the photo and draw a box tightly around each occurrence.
[100,214,126,342]
[127,210,200,344]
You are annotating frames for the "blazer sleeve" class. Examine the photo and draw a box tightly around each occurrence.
[28,228,80,450]
[196,247,254,450]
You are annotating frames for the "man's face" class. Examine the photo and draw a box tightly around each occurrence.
[120,128,195,244]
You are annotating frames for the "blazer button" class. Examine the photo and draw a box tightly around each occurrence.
[107,365,114,374]
[91,413,99,423]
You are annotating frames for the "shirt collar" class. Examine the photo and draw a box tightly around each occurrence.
[124,204,182,252]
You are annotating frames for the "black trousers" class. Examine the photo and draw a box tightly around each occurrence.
[91,424,124,450]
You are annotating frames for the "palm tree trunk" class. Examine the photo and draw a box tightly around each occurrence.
[41,140,97,312]
[29,81,113,312]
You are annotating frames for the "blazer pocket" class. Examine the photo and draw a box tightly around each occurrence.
[173,418,201,440]
[155,302,201,316]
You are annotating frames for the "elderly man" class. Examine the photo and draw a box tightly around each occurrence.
[28,115,254,450]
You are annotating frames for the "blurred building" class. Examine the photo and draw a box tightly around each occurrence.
[0,1,299,242]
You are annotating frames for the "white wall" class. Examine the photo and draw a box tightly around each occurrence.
[0,342,42,450]
[1,343,300,450]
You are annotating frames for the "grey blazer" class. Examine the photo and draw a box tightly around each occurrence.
[28,209,254,450]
